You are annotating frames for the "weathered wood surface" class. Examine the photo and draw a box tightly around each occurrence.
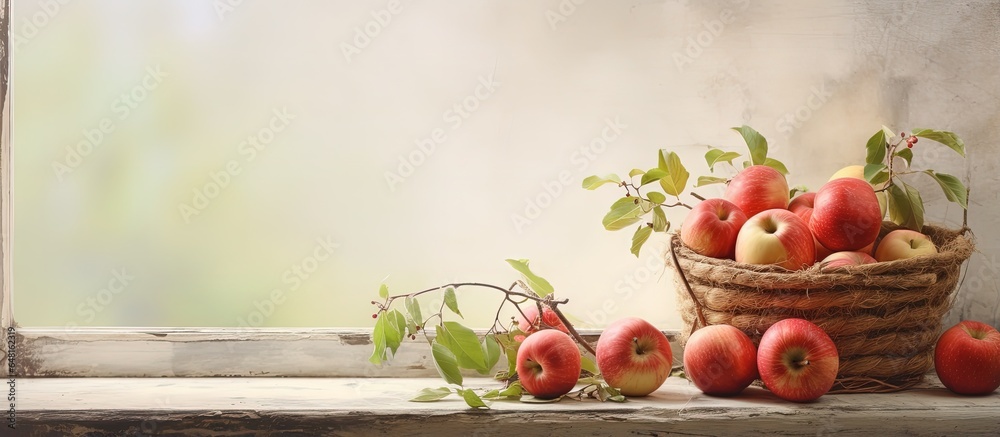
[16,375,1000,436]
[12,327,682,378]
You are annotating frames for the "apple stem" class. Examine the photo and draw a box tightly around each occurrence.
[633,337,644,355]
[796,359,810,367]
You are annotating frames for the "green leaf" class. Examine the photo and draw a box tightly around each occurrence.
[652,206,668,232]
[924,171,968,209]
[696,176,728,187]
[658,151,690,197]
[630,225,653,257]
[789,185,809,198]
[499,382,523,398]
[378,283,389,299]
[646,191,666,204]
[443,287,462,318]
[457,389,490,409]
[505,259,555,297]
[732,125,768,165]
[640,168,667,186]
[601,197,649,231]
[481,335,501,375]
[742,160,751,169]
[763,158,789,175]
[894,148,914,167]
[410,387,453,402]
[437,322,488,372]
[404,296,423,329]
[869,170,891,186]
[865,129,888,165]
[369,310,406,365]
[864,163,887,182]
[431,341,463,386]
[581,355,599,375]
[887,182,925,231]
[628,168,645,178]
[704,148,742,172]
[912,128,966,157]
[582,174,621,190]
[369,315,388,366]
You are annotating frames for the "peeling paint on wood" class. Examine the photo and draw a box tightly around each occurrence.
[12,327,678,377]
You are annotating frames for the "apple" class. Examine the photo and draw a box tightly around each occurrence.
[757,318,840,402]
[596,317,673,397]
[934,320,1000,395]
[875,229,938,262]
[819,251,878,271]
[810,178,882,252]
[724,165,789,218]
[735,209,815,270]
[517,305,569,335]
[788,192,833,262]
[829,164,888,218]
[683,325,758,396]
[516,329,582,399]
[680,198,748,259]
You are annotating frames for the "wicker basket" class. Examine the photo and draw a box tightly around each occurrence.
[669,222,975,393]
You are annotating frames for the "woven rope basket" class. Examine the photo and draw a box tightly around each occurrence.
[669,222,975,393]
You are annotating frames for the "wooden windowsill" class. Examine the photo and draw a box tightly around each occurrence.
[17,375,1000,435]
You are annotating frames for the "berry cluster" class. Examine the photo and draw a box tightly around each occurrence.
[901,132,918,148]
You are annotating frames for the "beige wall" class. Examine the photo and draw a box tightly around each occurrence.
[10,0,999,329]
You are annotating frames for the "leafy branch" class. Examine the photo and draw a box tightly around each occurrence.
[863,126,968,231]
[369,259,617,408]
[584,125,789,257]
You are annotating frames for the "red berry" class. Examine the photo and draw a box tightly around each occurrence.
[908,144,913,148]
[910,137,918,144]
[900,132,906,137]
[372,314,378,319]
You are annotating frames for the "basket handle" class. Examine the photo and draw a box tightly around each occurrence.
[668,235,708,336]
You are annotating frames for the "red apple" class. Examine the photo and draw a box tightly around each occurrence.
[934,320,1000,395]
[829,164,888,218]
[683,325,758,396]
[757,318,839,402]
[875,229,938,262]
[680,198,748,259]
[735,209,815,270]
[596,317,673,397]
[516,329,582,399]
[810,178,882,252]
[518,305,569,335]
[788,192,834,262]
[819,251,878,271]
[724,165,790,218]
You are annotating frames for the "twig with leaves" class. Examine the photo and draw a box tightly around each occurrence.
[369,259,622,408]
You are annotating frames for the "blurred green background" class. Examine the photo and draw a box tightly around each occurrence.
[11,1,995,330]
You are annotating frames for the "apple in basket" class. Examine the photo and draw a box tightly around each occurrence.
[819,251,877,271]
[875,229,938,262]
[810,178,883,252]
[683,324,758,396]
[724,165,790,218]
[680,198,748,259]
[735,209,815,270]
[787,192,833,261]
[757,318,839,402]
